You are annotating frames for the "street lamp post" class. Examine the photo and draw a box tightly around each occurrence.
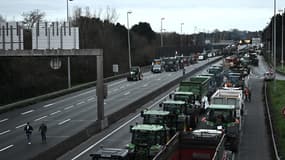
[127,11,132,69]
[66,0,73,88]
[274,0,276,72]
[161,17,165,47]
[180,23,184,48]
[281,9,284,69]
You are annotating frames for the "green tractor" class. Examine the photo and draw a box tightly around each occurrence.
[159,100,198,131]
[201,104,240,152]
[170,92,200,127]
[127,66,143,81]
[126,124,169,160]
[141,109,181,137]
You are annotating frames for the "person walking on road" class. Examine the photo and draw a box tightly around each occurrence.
[39,123,47,144]
[24,122,33,144]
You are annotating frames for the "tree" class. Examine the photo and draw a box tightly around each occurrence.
[131,22,156,42]
[104,6,119,23]
[22,9,45,29]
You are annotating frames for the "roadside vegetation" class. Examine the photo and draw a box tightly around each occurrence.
[268,80,285,158]
[277,66,285,74]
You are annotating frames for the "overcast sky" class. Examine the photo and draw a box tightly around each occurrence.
[1,0,285,33]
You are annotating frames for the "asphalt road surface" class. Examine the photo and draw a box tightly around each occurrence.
[57,60,225,160]
[0,56,219,160]
[58,55,274,160]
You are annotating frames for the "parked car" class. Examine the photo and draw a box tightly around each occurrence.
[264,71,275,81]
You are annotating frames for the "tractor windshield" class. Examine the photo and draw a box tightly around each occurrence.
[174,94,195,104]
[143,115,165,124]
[206,109,235,124]
[132,130,162,146]
[163,104,183,115]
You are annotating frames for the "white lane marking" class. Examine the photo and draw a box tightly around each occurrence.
[77,101,85,105]
[16,123,26,129]
[43,103,55,108]
[58,119,71,125]
[64,105,74,110]
[108,80,125,87]
[71,94,169,160]
[124,92,130,96]
[54,89,95,105]
[143,84,148,87]
[119,86,125,89]
[0,130,11,136]
[104,102,107,105]
[0,118,8,123]
[87,97,95,101]
[34,116,47,122]
[0,144,14,152]
[157,78,161,81]
[21,110,35,115]
[50,110,61,116]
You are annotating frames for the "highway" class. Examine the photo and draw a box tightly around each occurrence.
[58,55,274,160]
[0,56,219,160]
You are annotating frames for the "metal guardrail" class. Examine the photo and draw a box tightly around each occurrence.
[264,82,281,160]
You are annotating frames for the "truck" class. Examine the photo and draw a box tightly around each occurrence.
[127,66,143,81]
[152,59,164,73]
[163,57,179,72]
[153,129,233,160]
[200,104,240,152]
[210,88,244,128]
[178,76,211,111]
[196,74,217,96]
[126,124,169,159]
[223,71,245,89]
[207,65,224,87]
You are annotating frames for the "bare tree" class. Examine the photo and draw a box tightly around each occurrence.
[85,6,91,18]
[104,6,119,23]
[72,6,82,21]
[94,8,103,19]
[22,9,45,29]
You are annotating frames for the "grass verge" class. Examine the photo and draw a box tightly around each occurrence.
[268,80,285,158]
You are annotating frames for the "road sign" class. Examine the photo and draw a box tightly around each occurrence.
[50,57,62,70]
[113,64,119,73]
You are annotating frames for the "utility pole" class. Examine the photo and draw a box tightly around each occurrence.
[160,17,165,47]
[127,11,132,69]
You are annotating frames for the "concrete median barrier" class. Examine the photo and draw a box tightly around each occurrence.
[30,57,222,160]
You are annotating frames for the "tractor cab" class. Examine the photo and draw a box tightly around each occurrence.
[202,104,240,152]
[127,124,168,159]
[141,110,171,125]
[127,66,143,81]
